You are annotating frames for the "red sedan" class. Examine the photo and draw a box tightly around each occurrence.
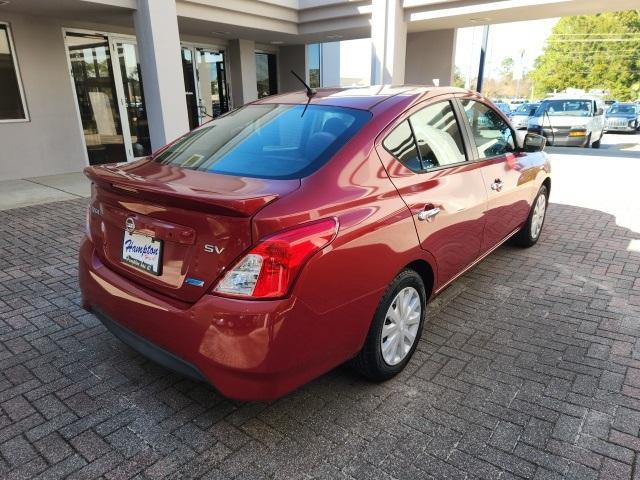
[80,86,550,401]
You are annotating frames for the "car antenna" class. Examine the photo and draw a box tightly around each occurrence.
[290,70,316,117]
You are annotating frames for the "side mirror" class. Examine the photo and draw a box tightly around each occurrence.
[595,108,604,116]
[523,133,546,152]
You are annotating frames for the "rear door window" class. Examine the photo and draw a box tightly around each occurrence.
[409,101,467,169]
[154,104,371,179]
[382,120,422,171]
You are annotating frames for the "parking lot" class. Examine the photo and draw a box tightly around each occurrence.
[0,132,639,479]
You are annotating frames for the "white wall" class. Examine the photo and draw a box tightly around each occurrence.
[405,29,456,86]
[278,45,307,93]
[0,13,87,181]
[228,39,258,106]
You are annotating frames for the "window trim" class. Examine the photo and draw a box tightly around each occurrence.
[455,96,518,162]
[0,21,30,123]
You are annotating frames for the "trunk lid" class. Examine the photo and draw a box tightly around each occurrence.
[85,159,300,303]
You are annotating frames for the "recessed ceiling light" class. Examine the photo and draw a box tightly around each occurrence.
[270,40,284,45]
[326,34,343,40]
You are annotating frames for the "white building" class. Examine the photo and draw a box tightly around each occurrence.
[0,0,634,181]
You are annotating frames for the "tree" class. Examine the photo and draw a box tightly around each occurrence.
[453,67,465,88]
[530,10,640,100]
[500,57,514,80]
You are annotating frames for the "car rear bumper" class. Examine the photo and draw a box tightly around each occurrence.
[79,237,351,401]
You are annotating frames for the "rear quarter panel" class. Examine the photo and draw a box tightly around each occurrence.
[250,96,434,361]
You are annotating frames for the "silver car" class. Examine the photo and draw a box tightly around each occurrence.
[510,103,539,130]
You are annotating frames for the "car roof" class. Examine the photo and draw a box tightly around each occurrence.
[253,85,467,111]
[543,96,599,101]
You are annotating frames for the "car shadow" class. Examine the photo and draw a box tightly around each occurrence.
[547,143,640,158]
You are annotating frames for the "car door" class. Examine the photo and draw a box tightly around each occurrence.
[457,97,532,253]
[376,97,487,288]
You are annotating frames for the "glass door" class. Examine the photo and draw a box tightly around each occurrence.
[195,48,229,121]
[66,32,128,165]
[255,52,277,98]
[114,41,151,157]
[181,47,199,130]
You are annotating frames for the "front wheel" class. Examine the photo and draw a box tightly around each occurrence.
[351,269,426,381]
[512,185,548,248]
[592,134,601,148]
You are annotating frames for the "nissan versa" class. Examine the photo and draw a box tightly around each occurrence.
[80,85,551,401]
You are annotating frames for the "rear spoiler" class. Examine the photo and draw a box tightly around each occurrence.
[84,165,278,218]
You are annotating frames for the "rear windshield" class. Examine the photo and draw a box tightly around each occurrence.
[154,104,371,179]
[514,103,538,115]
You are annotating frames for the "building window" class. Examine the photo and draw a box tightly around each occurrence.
[255,52,277,98]
[308,43,321,88]
[0,23,28,121]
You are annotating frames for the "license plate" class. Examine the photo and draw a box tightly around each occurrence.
[122,231,163,276]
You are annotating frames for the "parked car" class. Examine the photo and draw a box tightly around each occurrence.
[604,99,618,112]
[604,103,639,133]
[494,101,512,117]
[528,96,605,148]
[80,86,551,401]
[510,102,540,130]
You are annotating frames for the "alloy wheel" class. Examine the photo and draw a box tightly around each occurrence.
[380,286,422,366]
[530,194,547,239]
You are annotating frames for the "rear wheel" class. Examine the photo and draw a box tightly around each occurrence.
[351,270,426,381]
[512,185,548,248]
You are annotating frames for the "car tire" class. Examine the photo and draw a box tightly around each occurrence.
[350,269,426,382]
[584,133,592,148]
[512,185,548,248]
[592,135,601,148]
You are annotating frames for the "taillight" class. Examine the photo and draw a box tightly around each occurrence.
[213,218,338,299]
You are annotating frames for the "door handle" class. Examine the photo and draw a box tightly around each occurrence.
[491,179,504,192]
[418,207,440,222]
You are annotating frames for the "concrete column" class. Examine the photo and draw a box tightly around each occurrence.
[228,39,258,107]
[278,45,307,93]
[134,0,189,149]
[405,29,457,87]
[370,0,406,85]
[320,42,340,87]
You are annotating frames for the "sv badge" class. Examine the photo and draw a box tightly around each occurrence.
[204,244,225,254]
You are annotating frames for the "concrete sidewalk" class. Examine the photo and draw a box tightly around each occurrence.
[0,172,89,211]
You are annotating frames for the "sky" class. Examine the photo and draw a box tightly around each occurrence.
[338,17,559,85]
[455,18,559,82]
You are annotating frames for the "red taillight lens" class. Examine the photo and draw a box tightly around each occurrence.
[213,218,338,299]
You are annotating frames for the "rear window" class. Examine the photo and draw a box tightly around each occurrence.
[154,104,371,179]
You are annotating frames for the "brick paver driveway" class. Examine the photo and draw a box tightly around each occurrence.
[1,148,640,479]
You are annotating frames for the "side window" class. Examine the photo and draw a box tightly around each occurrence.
[461,99,515,159]
[409,101,466,169]
[382,120,421,171]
